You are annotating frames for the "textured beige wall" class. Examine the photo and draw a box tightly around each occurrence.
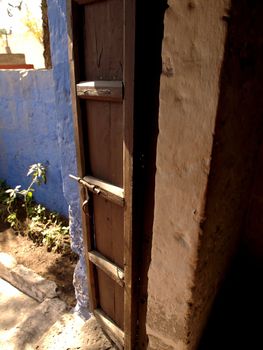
[146,1,230,349]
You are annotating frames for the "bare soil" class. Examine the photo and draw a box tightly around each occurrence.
[0,221,77,308]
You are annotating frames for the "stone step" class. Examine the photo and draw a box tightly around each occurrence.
[0,252,58,302]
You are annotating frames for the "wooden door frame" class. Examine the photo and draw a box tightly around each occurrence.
[67,1,136,348]
[123,0,136,348]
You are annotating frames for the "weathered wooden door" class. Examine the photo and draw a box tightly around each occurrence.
[68,0,136,348]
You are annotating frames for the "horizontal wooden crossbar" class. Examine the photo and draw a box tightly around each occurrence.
[76,81,123,102]
[94,308,124,349]
[69,174,124,206]
[83,176,124,206]
[88,250,124,287]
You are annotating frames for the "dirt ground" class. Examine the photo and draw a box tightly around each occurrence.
[0,221,77,308]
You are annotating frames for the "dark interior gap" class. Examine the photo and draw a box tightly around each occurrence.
[197,0,263,348]
[133,1,168,348]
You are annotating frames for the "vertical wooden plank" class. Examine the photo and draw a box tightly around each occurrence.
[97,268,124,329]
[85,101,123,187]
[83,0,125,334]
[97,268,115,325]
[123,0,136,348]
[84,0,123,81]
[111,102,124,187]
[114,280,125,330]
[67,1,99,312]
[93,196,124,268]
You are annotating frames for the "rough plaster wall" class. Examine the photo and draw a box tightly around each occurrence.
[189,0,263,347]
[146,1,230,349]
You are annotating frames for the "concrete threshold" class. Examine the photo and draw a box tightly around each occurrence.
[0,278,66,350]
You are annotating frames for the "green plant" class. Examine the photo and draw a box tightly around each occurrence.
[2,163,71,254]
[1,180,16,226]
[43,223,70,253]
[4,185,21,231]
[28,203,47,221]
[26,206,70,253]
[27,163,47,185]
[5,163,47,219]
[5,212,20,230]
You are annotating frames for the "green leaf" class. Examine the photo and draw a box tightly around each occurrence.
[27,191,33,198]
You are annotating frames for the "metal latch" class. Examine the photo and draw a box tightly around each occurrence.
[69,174,101,195]
[69,174,124,207]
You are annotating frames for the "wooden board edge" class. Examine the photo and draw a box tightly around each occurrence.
[123,0,136,349]
[73,0,105,5]
[94,308,124,349]
[88,250,124,287]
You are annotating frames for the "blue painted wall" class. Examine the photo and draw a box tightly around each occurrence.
[0,0,88,314]
[0,69,68,216]
[47,0,89,313]
[0,1,76,218]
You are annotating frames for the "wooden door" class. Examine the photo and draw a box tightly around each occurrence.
[67,1,136,348]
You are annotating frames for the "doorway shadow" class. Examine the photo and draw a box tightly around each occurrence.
[133,1,168,348]
[195,0,263,348]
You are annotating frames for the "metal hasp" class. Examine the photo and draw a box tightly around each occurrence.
[69,174,124,206]
[76,81,123,102]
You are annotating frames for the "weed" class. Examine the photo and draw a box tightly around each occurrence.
[1,164,71,255]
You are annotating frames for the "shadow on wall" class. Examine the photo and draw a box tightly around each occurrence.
[189,0,263,348]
